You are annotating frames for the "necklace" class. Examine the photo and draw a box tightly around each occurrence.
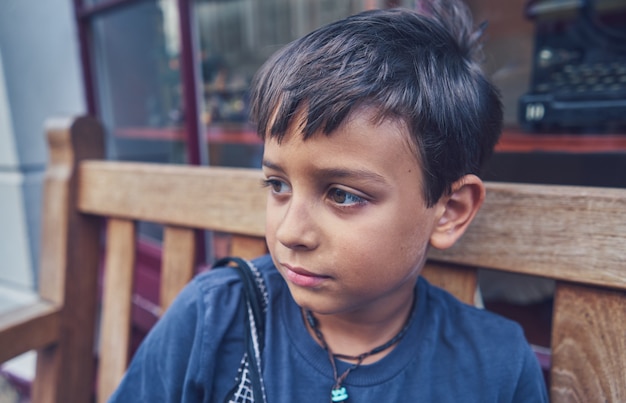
[304,307,414,403]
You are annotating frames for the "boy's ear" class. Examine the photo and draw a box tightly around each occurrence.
[430,174,485,250]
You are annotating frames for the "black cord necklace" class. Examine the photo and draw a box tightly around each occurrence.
[304,307,414,403]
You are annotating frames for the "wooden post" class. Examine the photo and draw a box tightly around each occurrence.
[32,116,104,403]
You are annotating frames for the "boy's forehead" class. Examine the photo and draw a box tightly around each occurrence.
[264,107,422,169]
[266,103,412,142]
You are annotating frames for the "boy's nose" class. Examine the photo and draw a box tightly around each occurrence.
[275,197,319,251]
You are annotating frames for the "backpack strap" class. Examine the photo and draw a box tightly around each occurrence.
[215,257,268,403]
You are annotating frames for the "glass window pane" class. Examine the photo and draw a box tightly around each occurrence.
[193,0,415,168]
[92,0,185,164]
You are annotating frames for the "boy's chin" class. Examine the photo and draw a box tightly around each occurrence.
[283,283,339,316]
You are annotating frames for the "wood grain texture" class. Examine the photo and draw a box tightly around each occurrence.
[78,162,267,237]
[161,226,196,310]
[421,261,477,305]
[97,218,136,403]
[551,282,626,402]
[428,182,626,290]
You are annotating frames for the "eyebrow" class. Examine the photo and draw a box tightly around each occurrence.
[262,159,388,184]
[262,159,284,172]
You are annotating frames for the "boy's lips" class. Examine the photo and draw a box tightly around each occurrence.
[282,263,329,288]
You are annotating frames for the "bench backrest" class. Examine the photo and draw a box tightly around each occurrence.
[1,116,625,402]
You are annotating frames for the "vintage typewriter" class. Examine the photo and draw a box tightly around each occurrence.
[519,0,626,133]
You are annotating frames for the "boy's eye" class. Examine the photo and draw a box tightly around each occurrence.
[329,188,365,206]
[263,178,291,194]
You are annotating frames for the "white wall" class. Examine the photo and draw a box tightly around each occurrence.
[0,0,86,291]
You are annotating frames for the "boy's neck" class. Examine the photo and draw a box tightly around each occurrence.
[303,282,417,365]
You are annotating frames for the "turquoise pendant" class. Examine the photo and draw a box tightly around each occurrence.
[331,386,348,402]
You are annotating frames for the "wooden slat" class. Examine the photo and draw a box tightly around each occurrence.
[98,218,136,403]
[421,261,477,305]
[161,226,196,310]
[78,162,267,237]
[428,182,626,290]
[550,282,626,402]
[0,302,60,363]
[230,235,268,260]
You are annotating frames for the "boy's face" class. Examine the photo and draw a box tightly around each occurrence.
[262,108,446,318]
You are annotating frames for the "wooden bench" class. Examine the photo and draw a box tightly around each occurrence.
[0,116,625,402]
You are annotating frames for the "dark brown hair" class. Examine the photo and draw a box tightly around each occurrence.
[250,1,502,206]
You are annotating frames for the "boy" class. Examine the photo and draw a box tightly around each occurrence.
[111,1,548,402]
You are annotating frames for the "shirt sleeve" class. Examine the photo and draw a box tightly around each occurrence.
[512,345,550,403]
[108,279,209,403]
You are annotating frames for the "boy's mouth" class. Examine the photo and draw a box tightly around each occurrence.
[282,263,329,288]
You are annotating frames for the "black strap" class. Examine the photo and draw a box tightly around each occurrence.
[214,257,266,346]
[215,257,267,403]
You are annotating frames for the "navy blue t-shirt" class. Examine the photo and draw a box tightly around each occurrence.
[110,254,548,402]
